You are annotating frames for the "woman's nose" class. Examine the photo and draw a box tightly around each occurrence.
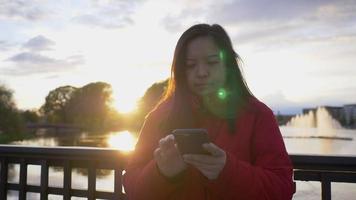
[196,63,209,77]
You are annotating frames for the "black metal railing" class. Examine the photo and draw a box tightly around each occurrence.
[291,154,356,200]
[0,145,128,200]
[1,145,356,200]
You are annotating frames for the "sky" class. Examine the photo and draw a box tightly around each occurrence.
[0,0,355,114]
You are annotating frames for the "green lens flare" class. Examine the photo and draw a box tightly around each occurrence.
[217,88,227,100]
[219,50,224,61]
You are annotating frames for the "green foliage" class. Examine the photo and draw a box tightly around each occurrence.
[137,79,168,115]
[0,85,23,135]
[40,82,120,132]
[66,82,115,131]
[20,109,40,123]
[125,79,168,130]
[40,85,78,123]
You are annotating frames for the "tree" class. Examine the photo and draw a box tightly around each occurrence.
[65,82,115,131]
[126,79,168,130]
[21,109,40,123]
[138,79,168,116]
[40,86,77,123]
[0,85,23,134]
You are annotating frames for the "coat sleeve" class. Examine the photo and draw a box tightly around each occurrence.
[123,112,186,200]
[205,107,294,200]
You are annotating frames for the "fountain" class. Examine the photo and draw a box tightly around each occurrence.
[287,107,342,129]
[285,107,350,140]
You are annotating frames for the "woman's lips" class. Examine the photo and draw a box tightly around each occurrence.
[194,83,210,88]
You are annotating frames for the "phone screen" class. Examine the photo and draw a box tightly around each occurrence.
[172,129,210,155]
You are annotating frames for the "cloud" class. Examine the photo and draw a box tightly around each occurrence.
[72,14,133,29]
[161,0,356,48]
[212,0,356,47]
[161,15,185,33]
[261,91,304,114]
[210,0,354,24]
[321,86,356,105]
[0,40,15,51]
[260,85,356,115]
[23,35,55,52]
[0,0,48,21]
[160,2,211,33]
[2,52,84,76]
[72,0,144,29]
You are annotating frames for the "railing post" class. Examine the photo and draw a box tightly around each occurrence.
[321,174,331,200]
[19,159,27,200]
[40,160,49,200]
[114,168,123,200]
[0,158,8,200]
[88,162,96,200]
[63,161,72,200]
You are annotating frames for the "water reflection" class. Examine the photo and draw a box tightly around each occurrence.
[107,131,137,151]
[281,126,356,156]
[12,130,138,151]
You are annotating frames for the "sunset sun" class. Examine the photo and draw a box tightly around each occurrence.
[112,88,140,114]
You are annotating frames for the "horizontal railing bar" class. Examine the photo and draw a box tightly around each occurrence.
[4,152,356,172]
[294,170,356,183]
[7,184,118,198]
[290,154,356,171]
[0,145,128,164]
[3,146,356,169]
[7,183,22,190]
[2,158,124,169]
[1,153,125,163]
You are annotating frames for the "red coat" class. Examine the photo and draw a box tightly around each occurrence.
[123,98,294,200]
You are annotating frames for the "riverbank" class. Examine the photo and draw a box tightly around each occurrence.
[0,132,36,144]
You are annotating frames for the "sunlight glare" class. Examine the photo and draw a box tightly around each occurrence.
[112,90,139,114]
[107,131,137,151]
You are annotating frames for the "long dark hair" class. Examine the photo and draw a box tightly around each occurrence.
[158,24,254,133]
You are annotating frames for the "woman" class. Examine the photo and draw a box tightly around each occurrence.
[123,24,294,200]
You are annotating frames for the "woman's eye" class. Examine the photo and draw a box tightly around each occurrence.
[186,63,195,68]
[208,61,219,65]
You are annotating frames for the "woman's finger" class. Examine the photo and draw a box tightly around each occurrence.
[153,148,161,159]
[165,134,175,147]
[159,135,175,150]
[183,154,220,165]
[186,162,220,179]
[184,159,220,170]
[202,143,225,157]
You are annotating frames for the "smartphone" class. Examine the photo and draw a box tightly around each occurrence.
[172,129,210,155]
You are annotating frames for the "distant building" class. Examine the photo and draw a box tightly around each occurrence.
[302,108,316,115]
[343,104,356,128]
[324,106,345,124]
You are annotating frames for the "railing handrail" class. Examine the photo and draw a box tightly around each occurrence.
[290,153,356,171]
[3,145,356,169]
[0,144,128,163]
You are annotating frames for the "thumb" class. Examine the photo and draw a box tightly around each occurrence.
[203,143,225,157]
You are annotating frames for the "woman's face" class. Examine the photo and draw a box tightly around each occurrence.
[185,36,226,97]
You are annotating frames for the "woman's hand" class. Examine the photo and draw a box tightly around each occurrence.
[154,134,187,178]
[183,143,226,180]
